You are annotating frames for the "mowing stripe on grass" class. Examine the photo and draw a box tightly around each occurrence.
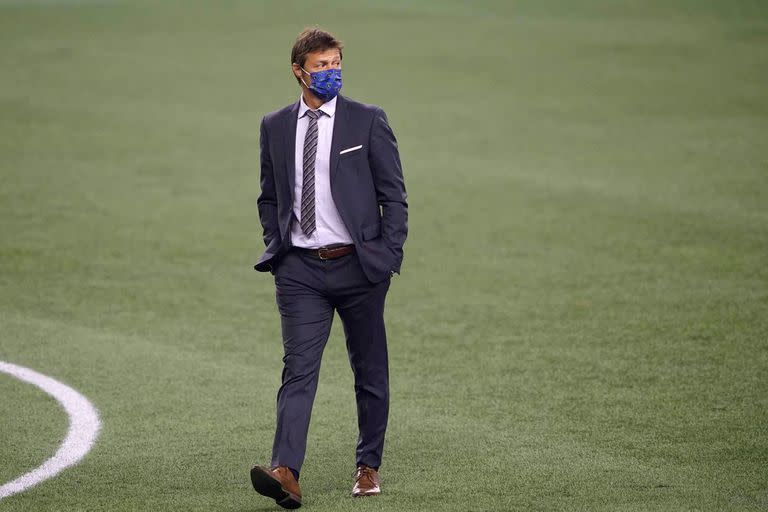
[0,361,101,500]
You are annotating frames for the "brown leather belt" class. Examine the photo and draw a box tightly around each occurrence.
[296,244,355,260]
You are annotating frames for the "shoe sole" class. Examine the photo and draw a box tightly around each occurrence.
[352,490,381,497]
[250,466,302,509]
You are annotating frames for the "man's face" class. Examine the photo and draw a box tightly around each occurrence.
[293,48,342,87]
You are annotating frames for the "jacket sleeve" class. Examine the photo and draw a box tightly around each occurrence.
[257,117,280,248]
[368,107,408,273]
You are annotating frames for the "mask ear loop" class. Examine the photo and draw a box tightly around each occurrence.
[296,64,311,89]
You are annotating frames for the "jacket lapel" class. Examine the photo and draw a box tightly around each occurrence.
[329,94,348,184]
[284,101,300,203]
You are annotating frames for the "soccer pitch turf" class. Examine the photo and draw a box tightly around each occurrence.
[1,0,766,510]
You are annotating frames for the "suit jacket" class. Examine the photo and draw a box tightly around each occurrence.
[254,94,408,283]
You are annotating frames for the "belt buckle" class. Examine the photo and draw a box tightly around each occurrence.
[318,247,330,260]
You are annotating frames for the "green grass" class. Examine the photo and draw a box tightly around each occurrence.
[1,0,767,510]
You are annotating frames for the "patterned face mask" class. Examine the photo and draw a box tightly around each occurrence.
[300,66,342,102]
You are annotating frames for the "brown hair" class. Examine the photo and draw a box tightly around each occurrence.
[291,27,343,70]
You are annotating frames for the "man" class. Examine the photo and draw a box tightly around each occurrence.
[250,27,407,509]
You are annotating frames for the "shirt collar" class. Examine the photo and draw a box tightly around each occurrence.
[298,94,337,119]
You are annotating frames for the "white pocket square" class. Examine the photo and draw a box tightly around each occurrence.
[339,145,363,155]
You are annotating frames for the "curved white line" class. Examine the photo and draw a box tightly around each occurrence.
[0,361,101,500]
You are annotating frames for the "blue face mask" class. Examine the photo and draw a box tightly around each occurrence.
[301,67,342,102]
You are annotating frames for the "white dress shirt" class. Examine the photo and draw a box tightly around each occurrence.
[290,95,353,249]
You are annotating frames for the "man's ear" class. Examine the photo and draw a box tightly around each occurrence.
[291,63,303,82]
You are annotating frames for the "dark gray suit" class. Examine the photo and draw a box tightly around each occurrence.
[254,94,407,472]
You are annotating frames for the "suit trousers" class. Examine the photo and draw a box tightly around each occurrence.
[270,247,391,472]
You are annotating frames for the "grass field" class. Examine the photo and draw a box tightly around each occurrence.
[1,1,767,510]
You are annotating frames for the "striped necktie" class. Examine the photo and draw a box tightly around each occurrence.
[300,109,323,237]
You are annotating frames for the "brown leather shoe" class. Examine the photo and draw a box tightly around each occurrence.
[351,465,381,497]
[250,465,302,509]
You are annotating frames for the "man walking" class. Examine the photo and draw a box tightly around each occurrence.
[250,27,407,509]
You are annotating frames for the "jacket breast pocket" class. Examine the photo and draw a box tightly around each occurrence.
[339,147,365,165]
[339,144,364,157]
[362,223,381,241]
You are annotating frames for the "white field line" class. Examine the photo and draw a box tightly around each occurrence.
[0,361,101,500]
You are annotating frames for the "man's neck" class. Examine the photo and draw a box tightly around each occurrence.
[302,89,324,110]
